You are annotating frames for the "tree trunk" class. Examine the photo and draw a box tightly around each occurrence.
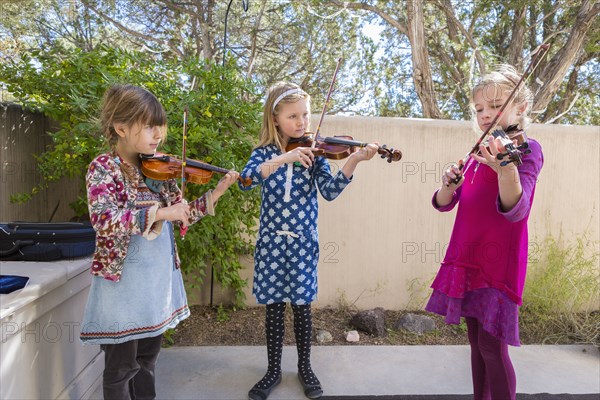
[507,6,527,69]
[246,0,267,77]
[406,0,442,118]
[434,0,485,75]
[553,62,580,118]
[533,0,600,118]
[196,0,215,62]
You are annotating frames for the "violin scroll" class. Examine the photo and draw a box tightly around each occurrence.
[491,127,531,167]
[378,144,402,163]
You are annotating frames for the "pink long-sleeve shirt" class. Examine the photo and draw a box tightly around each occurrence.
[431,139,544,305]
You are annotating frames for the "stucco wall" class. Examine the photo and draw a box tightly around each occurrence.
[5,105,597,309]
[234,116,599,310]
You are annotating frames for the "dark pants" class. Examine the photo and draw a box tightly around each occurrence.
[101,334,163,400]
[466,317,516,400]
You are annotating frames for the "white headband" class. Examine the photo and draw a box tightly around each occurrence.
[272,88,306,112]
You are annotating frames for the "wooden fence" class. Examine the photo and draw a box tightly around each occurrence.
[1,103,80,222]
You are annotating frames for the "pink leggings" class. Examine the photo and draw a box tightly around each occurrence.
[466,317,516,400]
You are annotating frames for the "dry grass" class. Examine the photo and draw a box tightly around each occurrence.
[167,305,569,347]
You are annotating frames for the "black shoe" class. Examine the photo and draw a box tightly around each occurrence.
[248,374,282,400]
[297,373,323,399]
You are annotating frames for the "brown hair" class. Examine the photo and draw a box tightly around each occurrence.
[470,64,533,130]
[100,84,167,147]
[256,82,310,151]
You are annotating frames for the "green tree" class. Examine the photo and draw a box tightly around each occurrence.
[123,0,600,123]
[78,0,379,114]
[2,1,597,122]
[330,0,599,124]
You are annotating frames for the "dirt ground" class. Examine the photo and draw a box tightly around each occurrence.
[169,305,471,346]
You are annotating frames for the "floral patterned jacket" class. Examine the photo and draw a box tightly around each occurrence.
[86,152,214,282]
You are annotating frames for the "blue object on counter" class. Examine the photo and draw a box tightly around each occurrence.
[0,275,29,294]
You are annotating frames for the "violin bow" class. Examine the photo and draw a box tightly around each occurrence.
[179,106,189,238]
[455,43,550,178]
[312,57,400,161]
[312,57,343,149]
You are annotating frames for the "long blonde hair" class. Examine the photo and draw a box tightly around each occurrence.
[100,84,167,148]
[470,64,533,130]
[257,82,310,151]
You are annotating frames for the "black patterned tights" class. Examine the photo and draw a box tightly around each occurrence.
[252,303,320,390]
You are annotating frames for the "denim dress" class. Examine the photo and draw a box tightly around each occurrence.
[80,221,189,344]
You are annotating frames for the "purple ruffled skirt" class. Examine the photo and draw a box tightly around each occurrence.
[425,264,521,346]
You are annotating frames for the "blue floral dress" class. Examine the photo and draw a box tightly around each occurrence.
[239,145,352,305]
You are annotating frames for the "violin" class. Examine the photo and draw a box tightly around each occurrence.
[140,153,251,187]
[286,132,402,163]
[490,125,530,167]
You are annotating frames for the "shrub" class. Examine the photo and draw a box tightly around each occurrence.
[522,234,600,345]
[0,45,263,305]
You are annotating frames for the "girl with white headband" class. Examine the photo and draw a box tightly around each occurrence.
[239,82,378,399]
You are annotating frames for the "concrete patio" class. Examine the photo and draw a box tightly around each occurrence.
[88,344,600,399]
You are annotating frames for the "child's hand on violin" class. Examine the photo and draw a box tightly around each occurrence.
[340,142,379,179]
[282,147,315,168]
[441,163,464,190]
[213,171,240,200]
[351,143,379,162]
[473,136,517,175]
[156,202,191,227]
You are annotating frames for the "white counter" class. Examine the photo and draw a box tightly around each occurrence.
[1,257,103,399]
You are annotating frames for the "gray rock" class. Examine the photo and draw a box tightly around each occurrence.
[316,329,333,343]
[394,313,436,335]
[350,307,386,337]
